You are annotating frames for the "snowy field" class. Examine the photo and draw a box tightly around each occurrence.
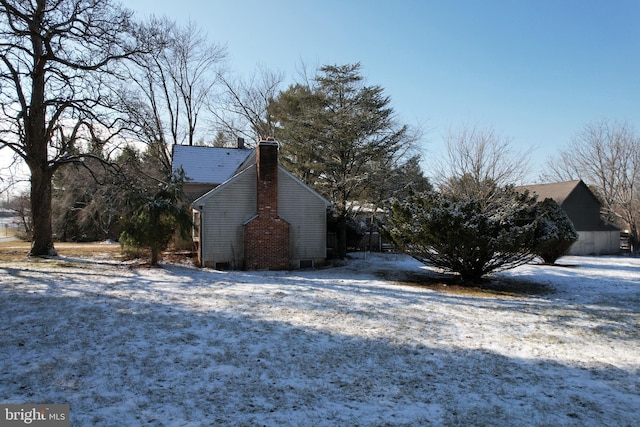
[0,252,638,426]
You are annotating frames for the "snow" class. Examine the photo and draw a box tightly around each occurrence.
[172,145,252,185]
[0,252,638,426]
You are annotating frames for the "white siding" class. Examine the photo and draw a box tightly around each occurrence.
[201,169,256,268]
[199,164,329,269]
[278,171,327,265]
[569,231,621,256]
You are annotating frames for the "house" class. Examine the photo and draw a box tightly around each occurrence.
[172,139,330,270]
[518,180,620,255]
[172,139,252,202]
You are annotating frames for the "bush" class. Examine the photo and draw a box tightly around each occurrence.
[384,186,540,283]
[533,198,578,264]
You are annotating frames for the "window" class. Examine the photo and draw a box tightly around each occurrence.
[215,262,231,270]
[192,210,201,242]
[299,259,313,269]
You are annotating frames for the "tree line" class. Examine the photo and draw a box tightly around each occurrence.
[0,0,429,261]
[1,1,638,277]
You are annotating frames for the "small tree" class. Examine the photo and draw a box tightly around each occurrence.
[119,171,191,266]
[385,185,540,283]
[434,123,532,190]
[533,198,578,264]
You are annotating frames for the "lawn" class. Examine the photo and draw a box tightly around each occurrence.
[0,247,638,426]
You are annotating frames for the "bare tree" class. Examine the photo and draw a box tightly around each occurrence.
[8,190,31,234]
[214,65,285,143]
[121,17,227,172]
[0,151,28,197]
[435,124,531,195]
[0,0,147,256]
[546,118,640,240]
[171,20,227,146]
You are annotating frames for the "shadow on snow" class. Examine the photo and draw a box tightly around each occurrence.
[0,258,638,426]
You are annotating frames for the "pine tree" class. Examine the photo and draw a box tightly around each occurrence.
[269,63,413,257]
[119,170,191,266]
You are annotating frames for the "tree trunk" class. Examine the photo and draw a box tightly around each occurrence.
[27,12,56,257]
[29,165,57,256]
[151,246,159,266]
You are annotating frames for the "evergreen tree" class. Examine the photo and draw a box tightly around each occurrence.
[119,170,191,266]
[269,63,415,257]
[51,143,163,242]
[52,142,124,242]
[533,198,578,264]
[385,184,541,283]
[268,83,324,184]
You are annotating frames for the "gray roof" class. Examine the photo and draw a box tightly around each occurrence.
[518,180,619,231]
[172,145,252,185]
[517,180,584,205]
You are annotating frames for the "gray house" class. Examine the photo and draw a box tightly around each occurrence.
[519,180,620,255]
[172,142,253,202]
[172,139,330,270]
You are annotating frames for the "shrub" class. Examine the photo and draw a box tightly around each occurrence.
[384,186,540,283]
[533,198,578,264]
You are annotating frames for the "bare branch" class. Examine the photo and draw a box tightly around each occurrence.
[546,118,640,236]
[435,123,532,189]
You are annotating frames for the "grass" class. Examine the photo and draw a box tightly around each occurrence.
[0,240,123,262]
[0,226,18,239]
[0,239,194,267]
[0,240,549,297]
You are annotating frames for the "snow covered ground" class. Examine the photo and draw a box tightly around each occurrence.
[0,252,638,426]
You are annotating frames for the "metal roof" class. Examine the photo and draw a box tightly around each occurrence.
[171,145,252,185]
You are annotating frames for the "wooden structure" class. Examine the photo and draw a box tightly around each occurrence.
[519,180,620,255]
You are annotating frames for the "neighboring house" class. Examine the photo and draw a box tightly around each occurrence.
[518,180,620,255]
[172,139,330,270]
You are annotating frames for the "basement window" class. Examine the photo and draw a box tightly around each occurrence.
[214,262,231,271]
[299,260,313,269]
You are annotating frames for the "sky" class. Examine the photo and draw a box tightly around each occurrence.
[1,0,638,190]
[124,0,640,183]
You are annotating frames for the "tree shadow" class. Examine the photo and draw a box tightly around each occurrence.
[1,283,636,426]
[1,258,638,426]
[373,266,554,297]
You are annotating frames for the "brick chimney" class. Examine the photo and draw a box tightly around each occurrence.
[256,138,279,218]
[243,138,290,270]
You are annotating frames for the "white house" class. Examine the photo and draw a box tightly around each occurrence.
[172,139,330,270]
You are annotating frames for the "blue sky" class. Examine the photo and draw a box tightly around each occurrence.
[96,1,640,181]
[1,1,638,187]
